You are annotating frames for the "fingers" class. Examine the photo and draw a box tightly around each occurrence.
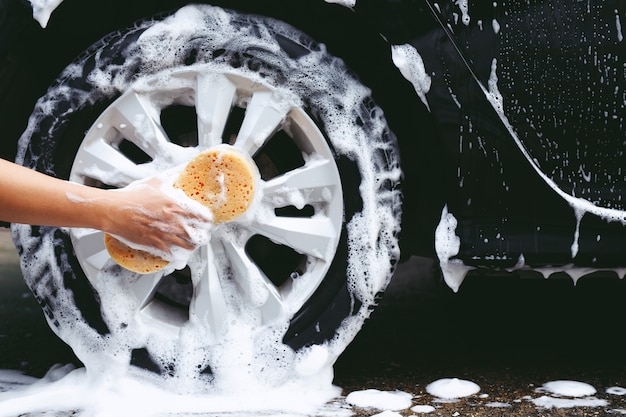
[170,235,196,251]
[127,216,196,253]
[106,180,213,253]
[133,208,204,252]
[152,224,196,251]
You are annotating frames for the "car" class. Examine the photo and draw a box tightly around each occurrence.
[0,0,624,390]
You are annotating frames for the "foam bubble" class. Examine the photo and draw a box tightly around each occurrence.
[28,0,64,28]
[0,365,341,416]
[411,404,436,413]
[538,380,597,397]
[434,205,474,292]
[426,378,481,399]
[345,389,413,411]
[391,44,432,111]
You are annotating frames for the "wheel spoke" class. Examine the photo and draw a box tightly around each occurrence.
[109,92,172,158]
[70,229,110,275]
[72,137,147,187]
[234,90,289,155]
[250,215,337,261]
[222,237,285,324]
[263,159,341,206]
[190,244,229,339]
[130,272,166,310]
[195,73,237,148]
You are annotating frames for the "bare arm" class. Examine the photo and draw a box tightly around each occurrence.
[0,159,199,252]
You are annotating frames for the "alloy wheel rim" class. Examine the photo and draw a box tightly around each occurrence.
[69,66,344,341]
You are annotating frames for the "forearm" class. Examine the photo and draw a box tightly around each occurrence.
[0,159,109,230]
[0,159,205,252]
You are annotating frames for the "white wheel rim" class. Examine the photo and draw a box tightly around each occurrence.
[69,66,344,341]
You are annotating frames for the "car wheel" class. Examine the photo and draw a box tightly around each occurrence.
[11,4,401,388]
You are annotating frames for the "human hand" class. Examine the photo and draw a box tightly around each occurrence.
[101,180,212,254]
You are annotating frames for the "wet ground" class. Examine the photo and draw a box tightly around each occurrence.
[2,228,626,415]
[335,256,626,416]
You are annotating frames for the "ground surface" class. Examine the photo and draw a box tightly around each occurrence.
[2,229,626,415]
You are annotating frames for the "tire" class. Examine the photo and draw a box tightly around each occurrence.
[11,4,401,388]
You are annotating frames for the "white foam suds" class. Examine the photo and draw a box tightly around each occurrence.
[486,401,511,408]
[616,9,623,42]
[0,364,340,417]
[531,380,609,409]
[571,206,585,259]
[492,18,501,34]
[28,0,63,27]
[0,370,38,389]
[337,378,617,412]
[371,411,402,417]
[455,0,470,25]
[434,205,474,292]
[324,0,357,7]
[2,369,621,414]
[538,380,597,397]
[426,378,480,399]
[411,404,436,413]
[531,395,609,409]
[345,389,413,411]
[391,44,432,111]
